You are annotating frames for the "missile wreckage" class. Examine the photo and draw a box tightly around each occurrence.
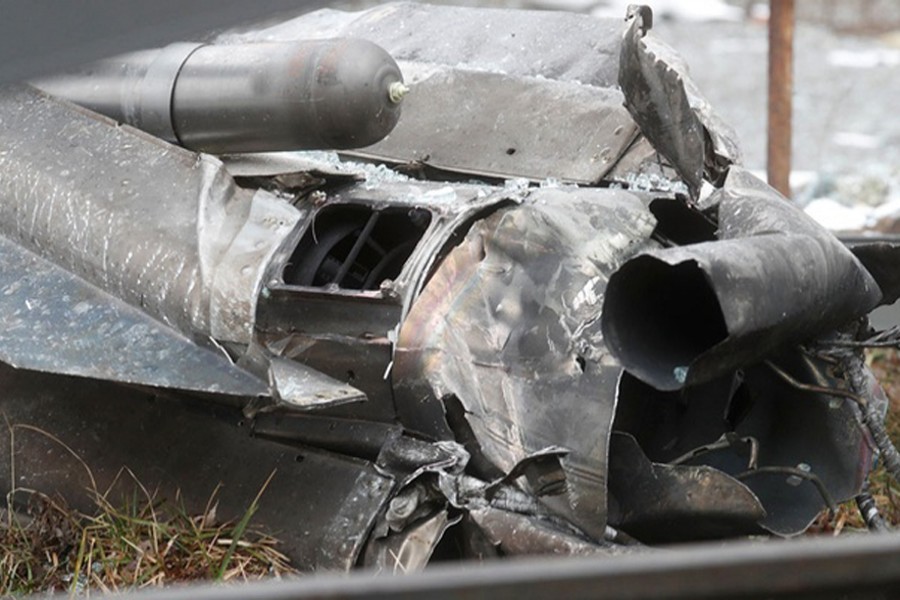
[2,1,900,575]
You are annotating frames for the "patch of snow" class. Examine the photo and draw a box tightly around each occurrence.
[804,198,869,232]
[832,132,881,150]
[827,49,900,69]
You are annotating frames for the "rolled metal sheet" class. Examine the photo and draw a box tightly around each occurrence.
[602,168,883,391]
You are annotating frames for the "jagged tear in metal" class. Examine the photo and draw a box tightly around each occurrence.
[1,1,899,575]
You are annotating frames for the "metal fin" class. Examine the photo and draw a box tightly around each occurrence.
[0,234,267,397]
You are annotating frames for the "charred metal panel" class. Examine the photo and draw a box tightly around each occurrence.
[258,288,401,338]
[252,413,402,461]
[607,432,766,543]
[734,353,877,535]
[617,10,741,193]
[619,10,706,196]
[261,335,395,421]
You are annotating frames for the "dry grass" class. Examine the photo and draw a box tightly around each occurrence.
[0,466,296,596]
[810,348,900,534]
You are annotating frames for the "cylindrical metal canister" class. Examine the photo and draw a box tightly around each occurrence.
[33,39,405,153]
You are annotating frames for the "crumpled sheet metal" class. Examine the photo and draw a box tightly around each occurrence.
[469,507,623,557]
[368,436,618,565]
[618,9,706,196]
[734,355,878,535]
[618,7,741,195]
[613,349,880,537]
[0,85,300,345]
[602,168,883,391]
[226,2,625,87]
[222,3,642,184]
[253,178,523,420]
[0,85,366,403]
[395,187,658,540]
[365,510,458,573]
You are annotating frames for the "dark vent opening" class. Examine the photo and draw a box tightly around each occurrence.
[283,205,431,290]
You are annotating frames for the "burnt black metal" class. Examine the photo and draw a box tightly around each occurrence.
[0,0,895,582]
[846,240,900,304]
[607,433,766,543]
[252,414,402,461]
[614,348,875,536]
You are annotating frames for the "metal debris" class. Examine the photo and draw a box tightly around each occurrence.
[0,1,899,576]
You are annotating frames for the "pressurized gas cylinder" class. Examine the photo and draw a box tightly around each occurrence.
[32,39,406,153]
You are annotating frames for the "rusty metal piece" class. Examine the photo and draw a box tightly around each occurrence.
[767,0,795,197]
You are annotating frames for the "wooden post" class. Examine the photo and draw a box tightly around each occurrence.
[767,0,795,198]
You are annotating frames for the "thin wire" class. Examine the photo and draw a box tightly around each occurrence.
[735,466,837,514]
[763,360,867,407]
